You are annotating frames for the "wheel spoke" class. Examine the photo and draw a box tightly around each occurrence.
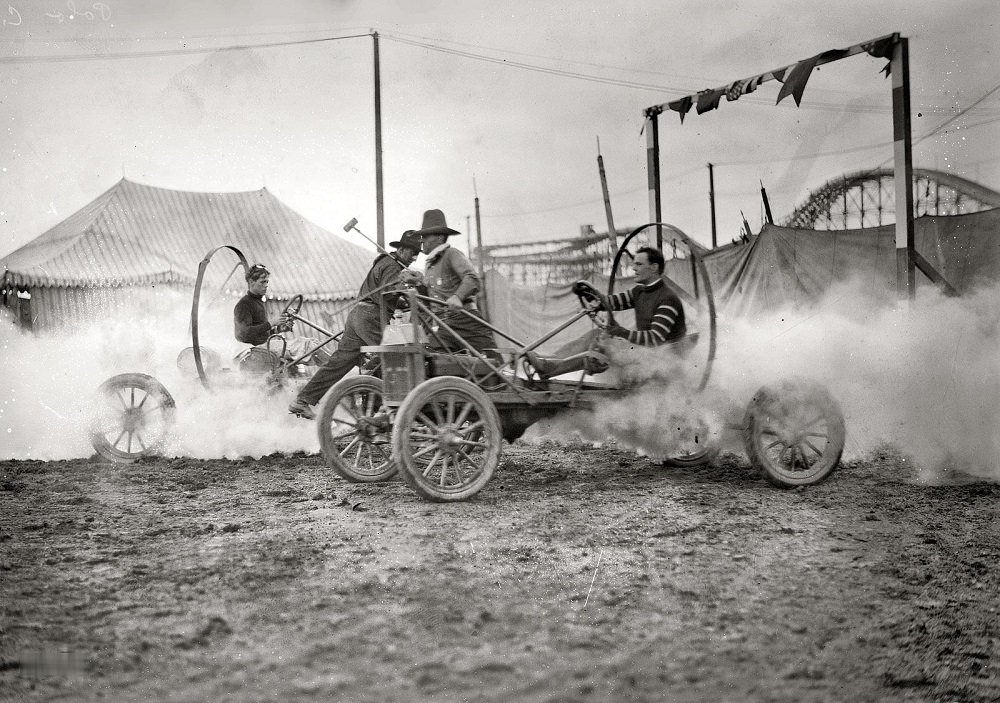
[764,438,787,452]
[456,450,480,477]
[337,436,361,458]
[453,400,473,427]
[411,442,439,461]
[112,429,127,449]
[803,438,825,458]
[416,411,440,432]
[421,450,443,478]
[342,396,363,422]
[798,413,826,431]
[431,401,446,426]
[456,437,488,449]
[439,454,450,486]
[112,390,129,410]
[459,419,486,436]
[445,395,457,424]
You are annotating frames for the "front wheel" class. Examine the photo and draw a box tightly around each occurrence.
[662,446,719,468]
[90,373,176,463]
[392,376,503,502]
[743,379,845,488]
[317,376,396,482]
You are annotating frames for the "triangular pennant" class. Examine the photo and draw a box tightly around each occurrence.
[667,95,693,123]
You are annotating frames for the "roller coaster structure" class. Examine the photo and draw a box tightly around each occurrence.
[782,168,1000,230]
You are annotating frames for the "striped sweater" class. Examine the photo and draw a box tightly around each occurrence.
[607,278,686,346]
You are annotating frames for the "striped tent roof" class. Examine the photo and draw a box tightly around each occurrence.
[1,179,373,300]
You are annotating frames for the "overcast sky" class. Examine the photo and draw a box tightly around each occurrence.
[2,0,998,259]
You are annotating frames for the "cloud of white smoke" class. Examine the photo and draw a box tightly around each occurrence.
[0,290,322,461]
[526,278,1000,481]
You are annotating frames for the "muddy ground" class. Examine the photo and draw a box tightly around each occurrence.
[2,442,999,702]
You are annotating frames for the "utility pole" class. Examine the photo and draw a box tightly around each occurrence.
[372,31,385,249]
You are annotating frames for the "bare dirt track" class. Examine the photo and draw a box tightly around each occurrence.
[2,443,999,703]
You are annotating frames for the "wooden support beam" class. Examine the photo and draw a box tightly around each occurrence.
[912,250,959,297]
[891,36,916,301]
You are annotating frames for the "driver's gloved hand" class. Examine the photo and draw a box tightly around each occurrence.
[606,324,630,339]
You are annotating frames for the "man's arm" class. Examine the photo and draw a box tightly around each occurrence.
[624,299,683,346]
[605,288,683,347]
[605,289,636,313]
[444,248,480,303]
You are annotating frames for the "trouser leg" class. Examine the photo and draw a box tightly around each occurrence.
[295,304,382,406]
[428,309,497,355]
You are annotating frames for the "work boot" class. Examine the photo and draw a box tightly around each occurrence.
[288,397,316,420]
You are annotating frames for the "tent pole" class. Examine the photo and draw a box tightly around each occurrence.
[891,34,915,301]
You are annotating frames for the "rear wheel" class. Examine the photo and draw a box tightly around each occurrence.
[90,373,176,463]
[317,376,396,482]
[392,377,502,502]
[743,379,845,488]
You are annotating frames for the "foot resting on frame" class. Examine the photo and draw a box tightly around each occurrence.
[525,350,609,379]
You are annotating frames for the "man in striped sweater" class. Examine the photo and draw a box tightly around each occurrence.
[527,246,686,378]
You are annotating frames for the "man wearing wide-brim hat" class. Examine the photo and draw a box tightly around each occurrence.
[409,208,497,355]
[288,229,422,419]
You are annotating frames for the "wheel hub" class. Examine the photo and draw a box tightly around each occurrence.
[122,407,144,434]
[355,414,388,442]
[435,424,463,453]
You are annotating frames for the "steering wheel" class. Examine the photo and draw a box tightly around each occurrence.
[572,280,615,327]
[282,294,303,318]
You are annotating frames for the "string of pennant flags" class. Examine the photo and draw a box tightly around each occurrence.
[649,33,897,123]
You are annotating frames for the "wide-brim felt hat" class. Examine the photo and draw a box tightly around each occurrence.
[415,209,461,237]
[390,230,421,250]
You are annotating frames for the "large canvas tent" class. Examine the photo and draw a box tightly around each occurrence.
[1,179,374,333]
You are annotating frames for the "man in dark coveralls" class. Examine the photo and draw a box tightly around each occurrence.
[287,231,422,420]
[526,246,686,378]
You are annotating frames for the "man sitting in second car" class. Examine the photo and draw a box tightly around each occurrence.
[526,246,686,378]
[234,263,331,365]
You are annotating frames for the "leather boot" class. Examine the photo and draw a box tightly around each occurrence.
[526,351,601,379]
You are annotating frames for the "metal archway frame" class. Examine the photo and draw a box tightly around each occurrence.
[608,223,716,392]
[643,33,922,301]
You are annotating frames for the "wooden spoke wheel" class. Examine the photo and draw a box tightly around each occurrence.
[90,373,176,464]
[743,379,845,488]
[392,377,503,502]
[317,376,396,482]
